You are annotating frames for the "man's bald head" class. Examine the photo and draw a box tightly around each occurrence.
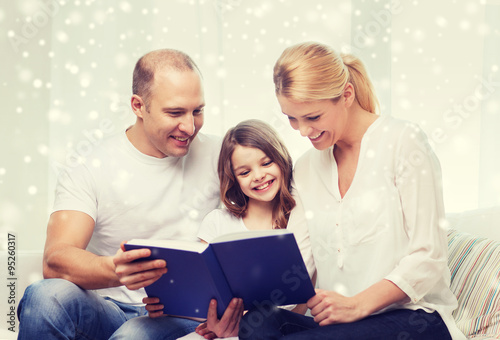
[132,49,202,110]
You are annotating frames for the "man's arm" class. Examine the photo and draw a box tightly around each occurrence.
[43,210,122,289]
[43,210,167,290]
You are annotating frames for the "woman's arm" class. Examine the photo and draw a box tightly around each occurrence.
[386,124,448,303]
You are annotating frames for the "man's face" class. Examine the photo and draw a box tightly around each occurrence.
[140,69,205,158]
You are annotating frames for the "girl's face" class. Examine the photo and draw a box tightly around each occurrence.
[276,94,348,151]
[231,145,282,205]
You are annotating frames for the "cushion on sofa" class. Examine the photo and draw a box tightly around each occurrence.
[447,229,500,339]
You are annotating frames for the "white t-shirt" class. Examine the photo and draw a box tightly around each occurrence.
[197,209,247,242]
[53,131,221,304]
[293,115,465,339]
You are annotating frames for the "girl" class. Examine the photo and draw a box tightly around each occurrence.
[197,118,296,242]
[239,42,466,339]
[146,119,314,339]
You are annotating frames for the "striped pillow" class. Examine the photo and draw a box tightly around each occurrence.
[447,229,500,339]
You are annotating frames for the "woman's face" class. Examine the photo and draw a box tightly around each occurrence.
[277,94,348,150]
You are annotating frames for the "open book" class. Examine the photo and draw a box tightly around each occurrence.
[125,229,315,318]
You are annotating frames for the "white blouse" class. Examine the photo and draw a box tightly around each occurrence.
[293,115,465,340]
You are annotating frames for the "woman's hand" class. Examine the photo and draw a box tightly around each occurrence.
[308,281,408,326]
[307,289,365,326]
[143,296,164,318]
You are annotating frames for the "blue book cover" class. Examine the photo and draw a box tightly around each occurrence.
[125,229,315,319]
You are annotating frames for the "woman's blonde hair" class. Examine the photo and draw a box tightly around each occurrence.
[273,42,379,114]
[218,119,295,229]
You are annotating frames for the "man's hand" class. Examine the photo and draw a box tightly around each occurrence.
[195,298,244,339]
[113,243,167,290]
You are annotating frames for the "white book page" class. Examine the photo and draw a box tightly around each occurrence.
[127,239,207,253]
[211,229,292,243]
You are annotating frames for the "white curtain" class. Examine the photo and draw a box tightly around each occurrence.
[2,0,499,254]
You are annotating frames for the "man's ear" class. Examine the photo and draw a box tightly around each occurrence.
[343,83,355,108]
[131,95,146,118]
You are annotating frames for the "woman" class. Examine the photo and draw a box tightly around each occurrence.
[239,42,465,339]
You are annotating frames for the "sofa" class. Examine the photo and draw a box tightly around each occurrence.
[445,206,500,339]
[2,207,499,340]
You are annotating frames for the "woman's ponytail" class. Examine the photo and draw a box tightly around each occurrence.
[341,53,379,114]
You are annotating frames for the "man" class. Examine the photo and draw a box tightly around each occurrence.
[17,49,225,339]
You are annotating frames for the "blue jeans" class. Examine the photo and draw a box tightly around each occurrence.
[17,279,199,340]
[239,306,453,340]
[110,315,201,340]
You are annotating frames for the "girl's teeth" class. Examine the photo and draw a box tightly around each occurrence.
[256,182,270,190]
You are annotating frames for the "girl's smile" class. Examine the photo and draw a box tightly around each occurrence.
[253,179,275,191]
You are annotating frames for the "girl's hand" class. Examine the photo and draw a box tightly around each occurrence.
[196,298,244,338]
[143,296,164,318]
[307,289,365,326]
[195,322,217,339]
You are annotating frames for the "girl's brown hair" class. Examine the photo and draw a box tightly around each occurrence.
[273,41,379,114]
[218,119,295,229]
